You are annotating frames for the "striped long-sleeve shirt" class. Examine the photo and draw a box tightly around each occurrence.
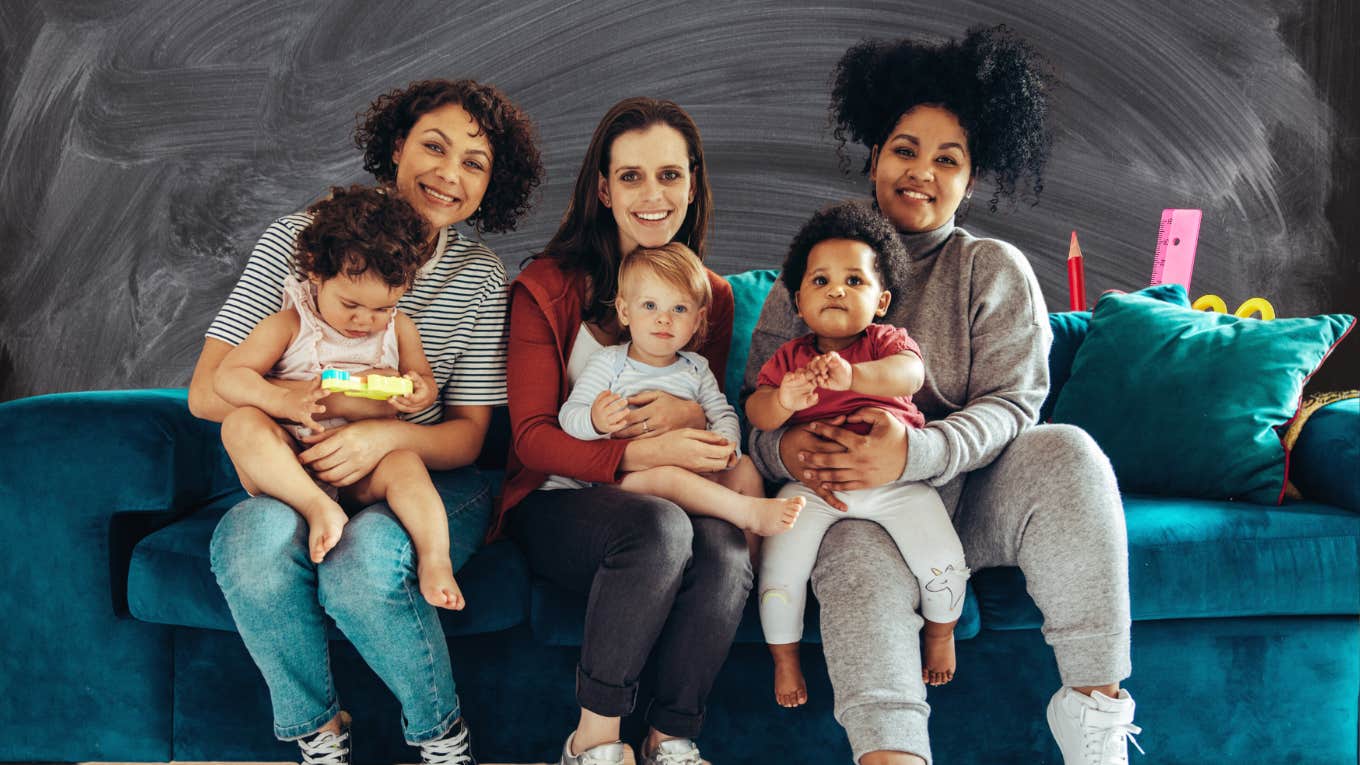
[544,342,741,491]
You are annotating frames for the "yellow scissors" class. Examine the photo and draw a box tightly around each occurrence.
[1192,294,1276,321]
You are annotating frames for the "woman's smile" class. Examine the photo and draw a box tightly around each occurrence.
[871,105,973,233]
[600,124,695,254]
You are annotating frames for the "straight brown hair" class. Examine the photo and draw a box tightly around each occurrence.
[537,97,713,325]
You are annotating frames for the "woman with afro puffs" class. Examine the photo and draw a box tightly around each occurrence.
[743,26,1140,765]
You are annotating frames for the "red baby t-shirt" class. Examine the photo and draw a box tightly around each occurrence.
[756,323,926,432]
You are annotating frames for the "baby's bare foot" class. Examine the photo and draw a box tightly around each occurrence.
[922,629,956,686]
[746,495,805,536]
[418,557,465,610]
[770,644,808,707]
[302,496,348,564]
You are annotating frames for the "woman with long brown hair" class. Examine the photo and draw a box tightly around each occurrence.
[494,97,751,765]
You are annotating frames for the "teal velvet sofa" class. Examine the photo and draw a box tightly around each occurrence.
[1,271,1356,764]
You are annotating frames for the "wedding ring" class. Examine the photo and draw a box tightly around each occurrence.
[642,419,651,433]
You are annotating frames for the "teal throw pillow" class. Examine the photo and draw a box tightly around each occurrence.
[1040,284,1191,422]
[723,269,779,408]
[1050,285,1354,504]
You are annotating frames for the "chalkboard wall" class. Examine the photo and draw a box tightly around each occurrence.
[2,0,1356,400]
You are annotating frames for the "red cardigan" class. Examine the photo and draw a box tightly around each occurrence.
[487,256,734,542]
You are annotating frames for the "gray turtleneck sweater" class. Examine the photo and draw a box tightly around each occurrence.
[743,218,1052,504]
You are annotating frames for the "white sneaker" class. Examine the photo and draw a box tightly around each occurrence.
[1046,687,1145,765]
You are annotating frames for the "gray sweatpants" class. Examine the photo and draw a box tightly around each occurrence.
[812,424,1132,764]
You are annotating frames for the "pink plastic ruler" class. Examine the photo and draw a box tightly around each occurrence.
[1150,208,1202,290]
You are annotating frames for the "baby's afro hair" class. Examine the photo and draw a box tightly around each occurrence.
[830,24,1056,211]
[781,200,905,309]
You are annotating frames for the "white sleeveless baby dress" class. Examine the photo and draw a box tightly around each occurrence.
[271,275,401,439]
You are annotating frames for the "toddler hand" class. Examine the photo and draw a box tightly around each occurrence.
[778,369,819,412]
[389,372,436,413]
[282,378,328,431]
[809,351,853,391]
[591,390,630,435]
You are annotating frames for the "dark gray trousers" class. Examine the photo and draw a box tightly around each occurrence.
[508,485,753,738]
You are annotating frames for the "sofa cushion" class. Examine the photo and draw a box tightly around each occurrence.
[1291,398,1360,512]
[723,268,780,406]
[971,494,1360,630]
[1040,310,1091,423]
[1041,284,1207,423]
[1051,286,1355,504]
[128,508,530,637]
[527,576,982,646]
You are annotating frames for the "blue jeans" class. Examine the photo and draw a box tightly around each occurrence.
[209,466,491,743]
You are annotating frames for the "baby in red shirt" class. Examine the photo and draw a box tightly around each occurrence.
[747,201,970,707]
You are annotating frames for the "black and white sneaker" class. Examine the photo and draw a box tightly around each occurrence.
[419,716,477,764]
[298,711,352,765]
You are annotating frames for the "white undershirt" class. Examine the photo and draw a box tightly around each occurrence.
[565,323,605,388]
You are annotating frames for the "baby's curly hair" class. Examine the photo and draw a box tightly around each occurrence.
[295,185,428,290]
[781,200,905,309]
[831,24,1055,212]
[354,79,543,234]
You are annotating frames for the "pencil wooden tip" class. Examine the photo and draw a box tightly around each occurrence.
[1068,231,1082,260]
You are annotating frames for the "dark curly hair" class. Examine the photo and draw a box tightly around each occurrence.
[781,200,905,311]
[831,25,1055,212]
[295,185,428,290]
[354,79,544,234]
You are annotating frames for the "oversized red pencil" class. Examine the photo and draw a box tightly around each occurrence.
[1067,230,1087,311]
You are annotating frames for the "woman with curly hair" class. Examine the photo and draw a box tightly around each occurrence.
[744,26,1140,765]
[189,79,543,765]
[495,97,751,765]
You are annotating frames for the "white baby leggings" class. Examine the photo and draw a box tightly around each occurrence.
[758,480,969,645]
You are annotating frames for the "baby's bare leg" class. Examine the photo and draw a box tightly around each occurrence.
[351,450,463,610]
[620,462,803,535]
[921,618,959,686]
[220,406,346,563]
[768,642,808,708]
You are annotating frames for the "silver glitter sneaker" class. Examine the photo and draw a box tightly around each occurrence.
[559,732,626,765]
[641,738,704,765]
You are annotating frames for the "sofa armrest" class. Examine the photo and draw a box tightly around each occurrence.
[0,388,242,760]
[1291,398,1359,512]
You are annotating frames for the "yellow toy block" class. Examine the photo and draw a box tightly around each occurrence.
[319,368,413,400]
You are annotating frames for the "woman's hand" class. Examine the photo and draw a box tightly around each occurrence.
[613,390,706,439]
[297,419,396,487]
[779,420,850,510]
[800,407,909,489]
[620,428,733,473]
[780,407,910,509]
